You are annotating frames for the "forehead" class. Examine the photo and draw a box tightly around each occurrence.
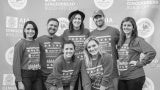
[26,24,34,28]
[94,15,103,19]
[123,21,132,25]
[48,20,58,25]
[87,40,98,46]
[64,43,74,48]
[74,14,82,18]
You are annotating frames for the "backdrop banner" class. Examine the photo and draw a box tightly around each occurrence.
[0,0,160,90]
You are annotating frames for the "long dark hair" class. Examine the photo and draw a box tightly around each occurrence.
[23,21,38,40]
[117,17,138,49]
[62,40,76,62]
[69,14,85,34]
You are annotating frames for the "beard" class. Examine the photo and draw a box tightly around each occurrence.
[96,21,104,28]
[48,28,57,35]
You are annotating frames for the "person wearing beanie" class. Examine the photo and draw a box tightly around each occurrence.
[90,9,120,90]
[61,10,90,90]
[36,18,64,90]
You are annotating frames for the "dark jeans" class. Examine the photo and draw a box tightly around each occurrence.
[74,72,83,90]
[118,76,145,90]
[42,75,48,90]
[15,70,42,90]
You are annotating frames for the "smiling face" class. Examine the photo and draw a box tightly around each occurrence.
[122,21,133,35]
[87,40,99,56]
[63,43,75,59]
[47,20,59,35]
[24,24,35,39]
[93,15,105,28]
[72,14,82,29]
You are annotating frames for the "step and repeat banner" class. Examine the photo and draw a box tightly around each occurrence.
[0,0,160,90]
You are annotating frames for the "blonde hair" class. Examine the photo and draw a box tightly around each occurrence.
[83,36,101,68]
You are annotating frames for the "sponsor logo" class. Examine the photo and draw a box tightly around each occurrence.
[6,16,29,44]
[8,0,27,10]
[94,0,113,10]
[3,74,15,86]
[127,0,159,9]
[44,0,77,10]
[143,77,154,90]
[2,74,16,90]
[5,47,14,66]
[56,17,69,36]
[137,18,154,38]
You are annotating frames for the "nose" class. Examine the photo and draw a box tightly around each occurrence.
[28,29,33,32]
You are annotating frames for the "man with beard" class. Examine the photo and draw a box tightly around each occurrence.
[90,10,119,90]
[36,18,63,90]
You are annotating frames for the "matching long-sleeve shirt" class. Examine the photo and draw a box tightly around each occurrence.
[13,39,40,82]
[90,26,119,78]
[81,53,113,90]
[118,37,156,80]
[45,55,81,89]
[62,28,90,60]
[36,35,64,76]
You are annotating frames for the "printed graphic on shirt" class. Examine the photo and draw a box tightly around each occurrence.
[26,47,40,70]
[118,44,129,71]
[62,70,74,81]
[44,42,62,69]
[86,65,104,89]
[96,36,112,54]
[68,36,86,60]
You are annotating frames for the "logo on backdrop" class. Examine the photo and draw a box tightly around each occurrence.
[94,0,113,10]
[8,0,27,10]
[5,47,14,66]
[127,0,159,9]
[6,16,29,44]
[2,74,16,90]
[143,77,154,90]
[44,0,77,10]
[56,17,69,36]
[136,18,154,38]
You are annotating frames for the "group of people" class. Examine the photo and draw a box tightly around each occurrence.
[13,9,156,90]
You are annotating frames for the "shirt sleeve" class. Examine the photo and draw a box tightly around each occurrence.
[81,60,91,90]
[101,54,113,87]
[115,28,120,45]
[136,38,156,67]
[45,56,63,88]
[12,41,23,82]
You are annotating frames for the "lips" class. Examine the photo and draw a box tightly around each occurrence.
[65,52,74,57]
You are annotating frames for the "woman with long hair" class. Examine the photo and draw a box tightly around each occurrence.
[45,40,81,90]
[81,37,113,90]
[117,17,156,90]
[13,21,42,90]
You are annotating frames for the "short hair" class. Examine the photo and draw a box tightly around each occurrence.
[47,18,59,25]
[23,21,38,40]
[62,40,76,50]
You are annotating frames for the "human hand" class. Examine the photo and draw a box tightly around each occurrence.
[18,82,25,90]
[129,61,137,66]
[50,86,57,90]
[100,85,107,90]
